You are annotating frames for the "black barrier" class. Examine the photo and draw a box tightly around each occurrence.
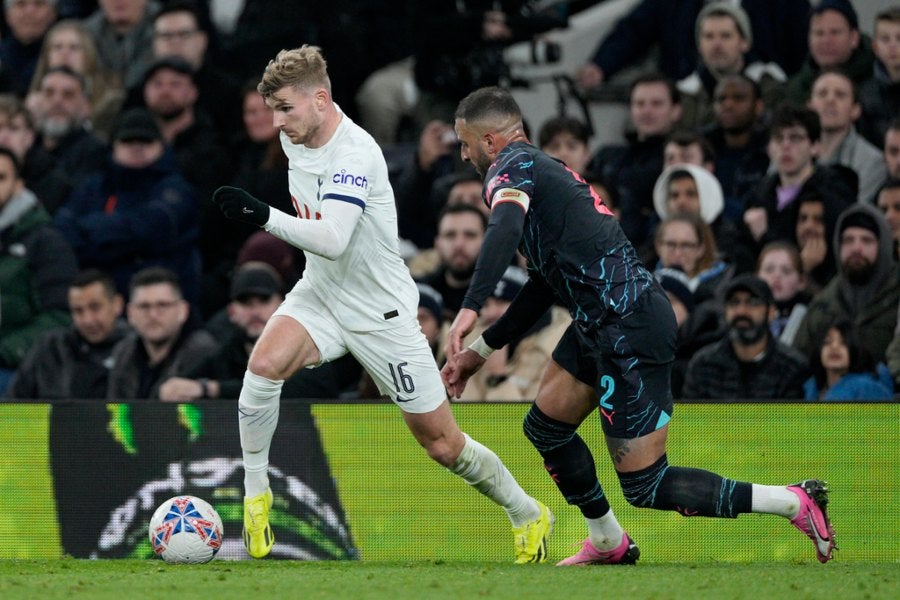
[47,400,357,560]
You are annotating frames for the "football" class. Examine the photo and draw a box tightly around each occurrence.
[148,495,224,564]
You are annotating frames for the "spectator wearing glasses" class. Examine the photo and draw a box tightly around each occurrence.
[107,267,216,399]
[651,162,751,275]
[653,212,731,305]
[683,274,809,400]
[145,1,241,131]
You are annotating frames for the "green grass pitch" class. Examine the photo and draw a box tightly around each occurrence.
[0,560,896,599]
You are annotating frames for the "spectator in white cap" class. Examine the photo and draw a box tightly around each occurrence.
[650,163,752,274]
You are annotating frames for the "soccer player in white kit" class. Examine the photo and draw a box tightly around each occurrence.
[212,46,552,562]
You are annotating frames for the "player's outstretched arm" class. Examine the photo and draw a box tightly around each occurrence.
[214,186,364,260]
[264,199,362,260]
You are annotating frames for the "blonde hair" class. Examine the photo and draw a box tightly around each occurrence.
[28,19,124,140]
[29,20,118,100]
[258,45,331,98]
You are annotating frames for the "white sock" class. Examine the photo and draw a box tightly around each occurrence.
[239,370,283,497]
[587,511,625,551]
[751,484,801,518]
[450,433,540,527]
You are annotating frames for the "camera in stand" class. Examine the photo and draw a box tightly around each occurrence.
[506,39,562,66]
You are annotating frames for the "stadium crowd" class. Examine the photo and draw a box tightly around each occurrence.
[1,0,898,402]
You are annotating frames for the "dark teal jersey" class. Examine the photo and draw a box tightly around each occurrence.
[480,141,653,323]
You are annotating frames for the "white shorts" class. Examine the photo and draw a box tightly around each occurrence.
[275,284,446,413]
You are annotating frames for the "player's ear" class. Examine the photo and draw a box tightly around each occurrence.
[483,131,499,156]
[315,87,328,108]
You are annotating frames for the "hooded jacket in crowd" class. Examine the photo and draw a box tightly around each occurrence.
[792,202,900,363]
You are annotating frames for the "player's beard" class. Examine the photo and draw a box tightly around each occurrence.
[728,316,768,345]
[842,256,876,285]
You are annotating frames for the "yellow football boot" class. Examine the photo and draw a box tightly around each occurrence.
[243,488,274,558]
[513,500,554,564]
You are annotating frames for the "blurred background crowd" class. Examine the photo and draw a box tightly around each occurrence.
[0,0,898,403]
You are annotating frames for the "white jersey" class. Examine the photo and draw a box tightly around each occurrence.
[278,110,417,331]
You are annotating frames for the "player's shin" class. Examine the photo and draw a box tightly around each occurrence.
[449,433,540,526]
[523,404,622,549]
[617,454,753,518]
[238,370,283,496]
[524,404,611,517]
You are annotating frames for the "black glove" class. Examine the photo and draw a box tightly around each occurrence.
[212,186,270,227]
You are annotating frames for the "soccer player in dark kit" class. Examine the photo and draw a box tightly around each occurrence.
[442,86,836,565]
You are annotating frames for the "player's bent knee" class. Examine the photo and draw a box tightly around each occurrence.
[616,454,669,508]
[523,404,576,452]
[246,356,283,381]
[421,428,466,468]
[422,438,459,467]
